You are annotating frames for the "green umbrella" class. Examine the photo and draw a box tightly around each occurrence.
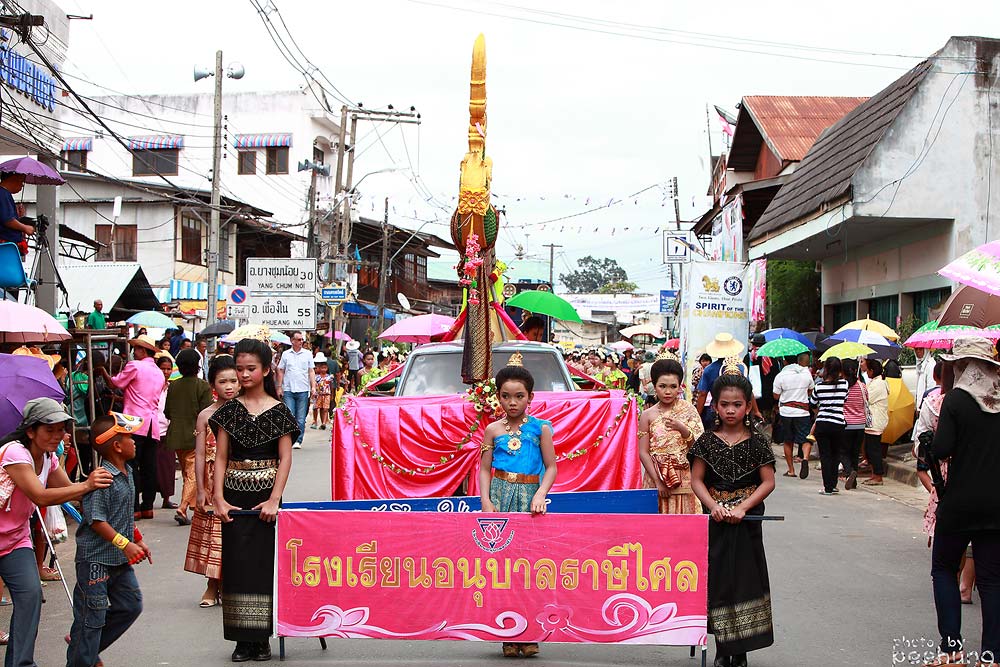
[505,290,582,323]
[756,338,810,358]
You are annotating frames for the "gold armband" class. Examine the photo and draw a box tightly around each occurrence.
[480,441,494,454]
[112,533,130,550]
[636,431,649,438]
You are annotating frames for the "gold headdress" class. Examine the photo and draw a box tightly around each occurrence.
[507,352,524,367]
[656,349,679,362]
[722,356,743,377]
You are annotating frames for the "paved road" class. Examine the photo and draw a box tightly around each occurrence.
[16,428,984,666]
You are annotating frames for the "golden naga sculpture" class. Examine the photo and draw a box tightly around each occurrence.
[448,34,503,384]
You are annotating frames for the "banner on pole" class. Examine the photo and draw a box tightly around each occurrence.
[679,260,750,393]
[277,511,708,645]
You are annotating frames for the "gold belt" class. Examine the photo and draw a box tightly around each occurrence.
[709,485,757,508]
[493,470,540,484]
[225,459,278,492]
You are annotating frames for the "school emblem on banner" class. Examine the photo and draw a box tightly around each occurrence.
[473,517,515,553]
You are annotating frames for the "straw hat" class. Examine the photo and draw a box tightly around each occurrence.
[127,334,158,353]
[345,340,361,351]
[941,336,1000,365]
[706,333,745,359]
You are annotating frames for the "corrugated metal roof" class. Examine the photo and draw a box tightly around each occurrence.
[743,95,869,163]
[749,60,932,241]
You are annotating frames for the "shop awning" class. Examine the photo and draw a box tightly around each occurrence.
[60,263,161,320]
[165,279,232,301]
[343,301,395,320]
[233,133,292,149]
[128,135,184,150]
[62,138,93,151]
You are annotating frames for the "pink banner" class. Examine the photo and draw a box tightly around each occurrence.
[277,510,708,645]
[332,391,640,500]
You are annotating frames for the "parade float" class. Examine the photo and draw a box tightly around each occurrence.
[329,35,641,502]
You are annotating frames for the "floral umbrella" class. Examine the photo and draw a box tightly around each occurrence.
[903,319,996,349]
[938,240,1000,297]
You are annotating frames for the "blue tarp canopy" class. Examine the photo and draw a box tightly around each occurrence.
[343,302,395,320]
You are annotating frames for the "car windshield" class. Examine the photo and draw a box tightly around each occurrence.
[398,349,570,396]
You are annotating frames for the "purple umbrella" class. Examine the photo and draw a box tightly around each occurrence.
[0,354,65,438]
[0,156,65,185]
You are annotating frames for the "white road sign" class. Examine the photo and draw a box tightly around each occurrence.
[226,304,249,320]
[246,258,318,294]
[247,295,317,330]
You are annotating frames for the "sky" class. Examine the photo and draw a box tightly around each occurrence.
[58,0,1000,293]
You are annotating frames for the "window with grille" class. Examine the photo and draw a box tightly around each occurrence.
[238,151,256,175]
[401,254,416,282]
[61,150,87,173]
[266,146,289,175]
[219,224,231,272]
[312,146,324,165]
[132,149,179,176]
[94,224,137,262]
[417,256,427,283]
[868,295,899,328]
[180,216,203,265]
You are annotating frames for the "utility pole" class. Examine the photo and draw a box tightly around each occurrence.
[376,197,390,334]
[330,105,349,270]
[304,167,319,258]
[340,113,358,252]
[206,49,223,326]
[672,176,681,231]
[543,243,562,291]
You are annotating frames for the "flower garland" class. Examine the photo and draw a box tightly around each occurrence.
[464,378,503,420]
[457,233,485,305]
[337,395,641,478]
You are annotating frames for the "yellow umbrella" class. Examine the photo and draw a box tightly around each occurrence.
[836,318,899,341]
[819,342,876,361]
[882,377,915,444]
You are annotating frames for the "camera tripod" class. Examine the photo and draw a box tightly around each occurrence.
[25,214,70,310]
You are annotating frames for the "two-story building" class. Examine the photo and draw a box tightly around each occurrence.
[748,36,1000,331]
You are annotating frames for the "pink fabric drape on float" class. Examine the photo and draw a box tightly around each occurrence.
[331,391,641,500]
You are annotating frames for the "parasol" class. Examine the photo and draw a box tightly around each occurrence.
[756,338,810,359]
[199,320,236,338]
[827,329,901,359]
[938,240,1000,297]
[0,354,65,437]
[126,310,176,329]
[0,300,71,344]
[761,328,814,349]
[609,340,634,353]
[819,342,876,361]
[223,325,289,345]
[505,291,582,323]
[378,313,456,344]
[903,319,997,349]
[662,338,680,349]
[882,377,915,444]
[619,323,663,339]
[324,330,353,341]
[802,331,831,351]
[835,318,898,341]
[0,156,65,185]
[935,285,1000,329]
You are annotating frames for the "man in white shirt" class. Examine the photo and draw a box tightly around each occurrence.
[914,347,937,411]
[277,331,316,449]
[773,352,815,478]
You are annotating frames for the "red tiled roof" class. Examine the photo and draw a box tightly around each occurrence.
[741,95,868,163]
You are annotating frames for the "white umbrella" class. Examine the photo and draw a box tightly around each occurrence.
[619,323,663,339]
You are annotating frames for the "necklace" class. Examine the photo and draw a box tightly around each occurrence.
[503,416,526,453]
[717,429,748,448]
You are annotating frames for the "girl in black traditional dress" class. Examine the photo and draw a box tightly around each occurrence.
[688,360,776,667]
[211,338,299,663]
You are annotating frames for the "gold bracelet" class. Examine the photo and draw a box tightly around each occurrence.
[636,431,649,438]
[480,442,494,454]
[112,533,130,550]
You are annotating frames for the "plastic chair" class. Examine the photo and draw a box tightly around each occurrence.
[0,241,32,291]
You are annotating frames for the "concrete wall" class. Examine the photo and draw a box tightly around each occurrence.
[63,90,339,241]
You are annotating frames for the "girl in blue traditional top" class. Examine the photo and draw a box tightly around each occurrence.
[479,354,557,659]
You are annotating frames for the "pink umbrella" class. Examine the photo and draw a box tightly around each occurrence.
[610,340,634,352]
[939,241,1000,297]
[0,301,71,344]
[324,330,352,341]
[378,313,456,344]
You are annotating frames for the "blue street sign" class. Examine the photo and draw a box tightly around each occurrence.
[660,289,677,313]
[321,286,347,302]
[283,489,658,514]
[230,288,247,304]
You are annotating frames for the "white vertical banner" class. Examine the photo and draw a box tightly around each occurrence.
[680,260,750,397]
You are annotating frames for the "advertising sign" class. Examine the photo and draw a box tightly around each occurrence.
[277,511,708,645]
[679,261,749,391]
[246,258,317,294]
[659,290,677,314]
[247,295,316,330]
[710,195,744,263]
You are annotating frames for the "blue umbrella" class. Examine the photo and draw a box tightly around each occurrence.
[0,354,65,437]
[126,310,176,329]
[762,328,814,349]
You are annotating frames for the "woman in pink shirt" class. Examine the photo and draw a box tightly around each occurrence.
[840,358,868,490]
[0,398,111,667]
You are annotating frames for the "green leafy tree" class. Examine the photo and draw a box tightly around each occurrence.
[597,280,639,294]
[559,256,631,294]
[895,314,922,365]
[766,260,821,331]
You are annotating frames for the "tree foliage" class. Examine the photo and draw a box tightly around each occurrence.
[559,256,631,294]
[766,260,821,331]
[597,280,639,294]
